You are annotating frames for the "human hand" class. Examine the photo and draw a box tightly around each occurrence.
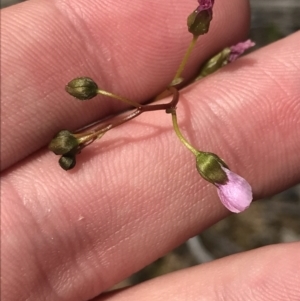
[1,0,300,300]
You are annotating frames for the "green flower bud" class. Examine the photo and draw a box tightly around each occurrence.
[196,48,231,80]
[187,10,212,36]
[196,152,228,184]
[65,77,98,100]
[59,154,76,170]
[48,130,79,155]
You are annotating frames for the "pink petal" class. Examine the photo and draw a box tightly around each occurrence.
[229,39,255,62]
[216,167,253,213]
[197,0,214,11]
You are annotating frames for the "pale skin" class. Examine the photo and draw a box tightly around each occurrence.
[1,0,300,300]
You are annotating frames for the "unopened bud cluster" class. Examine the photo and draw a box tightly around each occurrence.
[48,130,80,170]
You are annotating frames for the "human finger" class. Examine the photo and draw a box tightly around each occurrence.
[96,243,300,301]
[2,31,300,301]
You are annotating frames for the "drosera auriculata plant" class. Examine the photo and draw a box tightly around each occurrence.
[49,0,254,213]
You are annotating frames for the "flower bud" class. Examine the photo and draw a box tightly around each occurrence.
[196,151,252,213]
[65,77,98,100]
[48,130,79,155]
[187,1,214,36]
[196,48,231,79]
[228,39,255,62]
[196,152,228,184]
[59,154,76,170]
[187,9,212,36]
[196,40,255,80]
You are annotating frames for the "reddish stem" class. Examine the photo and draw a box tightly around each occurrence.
[77,87,179,146]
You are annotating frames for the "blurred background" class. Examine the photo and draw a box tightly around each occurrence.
[2,0,300,289]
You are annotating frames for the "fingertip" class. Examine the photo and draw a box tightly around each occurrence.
[96,243,300,301]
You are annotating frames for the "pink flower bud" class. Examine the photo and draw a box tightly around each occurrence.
[197,0,214,11]
[215,166,253,213]
[228,39,255,62]
[188,0,215,36]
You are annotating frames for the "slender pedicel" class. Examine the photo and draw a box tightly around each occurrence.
[168,108,199,156]
[172,35,199,84]
[66,77,141,108]
[96,89,141,108]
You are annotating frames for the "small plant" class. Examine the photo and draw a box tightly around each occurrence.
[49,0,254,213]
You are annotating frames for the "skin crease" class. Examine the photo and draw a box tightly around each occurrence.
[1,1,300,301]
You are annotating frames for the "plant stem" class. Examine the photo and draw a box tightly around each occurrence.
[97,89,141,108]
[170,109,198,156]
[75,87,179,146]
[172,35,199,83]
[155,35,198,101]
